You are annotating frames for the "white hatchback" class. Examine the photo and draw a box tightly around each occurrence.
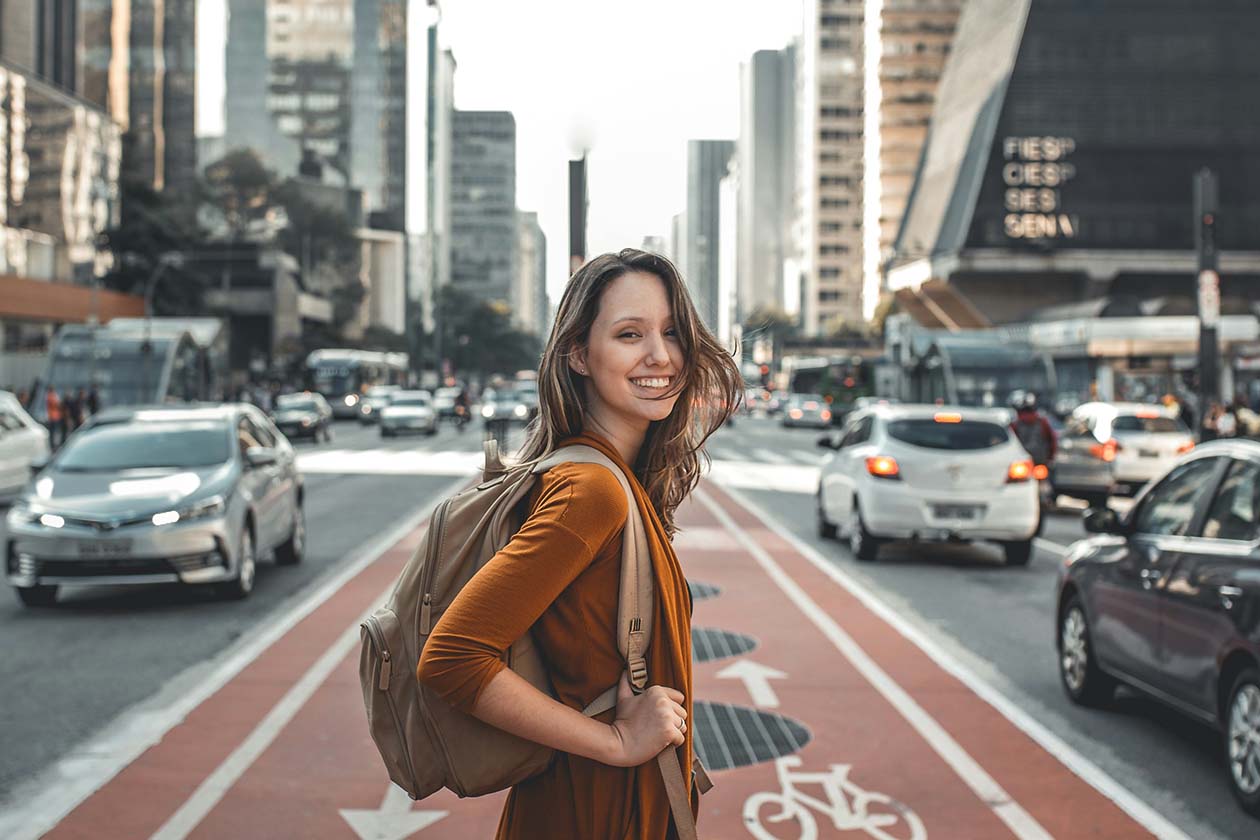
[816,404,1040,565]
[0,391,49,501]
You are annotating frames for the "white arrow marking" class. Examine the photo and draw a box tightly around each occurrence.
[716,659,787,708]
[339,784,448,840]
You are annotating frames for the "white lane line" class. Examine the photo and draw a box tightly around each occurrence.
[788,450,820,465]
[1034,537,1069,556]
[149,602,378,840]
[753,447,792,465]
[709,481,1194,840]
[696,488,1054,840]
[0,474,473,840]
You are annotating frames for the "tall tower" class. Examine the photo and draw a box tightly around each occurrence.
[686,139,735,331]
[451,110,517,308]
[800,0,865,336]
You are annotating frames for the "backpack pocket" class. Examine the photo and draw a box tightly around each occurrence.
[360,608,442,799]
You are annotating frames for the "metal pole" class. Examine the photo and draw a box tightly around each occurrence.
[1194,168,1220,423]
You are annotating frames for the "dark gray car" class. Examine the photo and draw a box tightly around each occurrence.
[4,404,304,606]
[1056,439,1260,816]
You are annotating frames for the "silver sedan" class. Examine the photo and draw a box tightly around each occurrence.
[4,404,304,607]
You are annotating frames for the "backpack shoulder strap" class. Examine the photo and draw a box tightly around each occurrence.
[533,446,652,693]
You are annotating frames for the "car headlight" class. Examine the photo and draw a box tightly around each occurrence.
[344,394,358,406]
[300,417,312,427]
[513,405,527,418]
[152,495,227,527]
[482,405,495,418]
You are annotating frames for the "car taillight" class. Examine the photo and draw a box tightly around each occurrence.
[1089,439,1120,462]
[1007,460,1034,482]
[1033,464,1049,481]
[820,410,832,421]
[866,456,900,480]
[789,409,803,419]
[1176,441,1195,454]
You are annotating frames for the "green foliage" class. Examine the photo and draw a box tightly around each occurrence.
[433,285,542,378]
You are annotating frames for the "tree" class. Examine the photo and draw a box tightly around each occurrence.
[202,149,278,239]
[433,286,543,379]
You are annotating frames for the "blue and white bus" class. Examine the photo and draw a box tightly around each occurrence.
[305,349,409,418]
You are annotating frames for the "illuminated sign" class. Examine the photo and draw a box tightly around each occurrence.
[1001,135,1078,240]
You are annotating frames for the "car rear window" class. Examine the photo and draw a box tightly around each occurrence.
[1113,415,1185,433]
[886,419,1009,450]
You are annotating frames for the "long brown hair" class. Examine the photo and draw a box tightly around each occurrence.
[516,248,742,537]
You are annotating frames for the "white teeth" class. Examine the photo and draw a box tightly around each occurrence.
[632,377,670,388]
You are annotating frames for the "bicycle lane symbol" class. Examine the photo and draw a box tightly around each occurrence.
[743,756,927,840]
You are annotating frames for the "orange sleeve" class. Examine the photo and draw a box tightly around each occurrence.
[417,463,629,713]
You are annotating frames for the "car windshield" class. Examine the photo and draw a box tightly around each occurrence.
[886,419,1009,450]
[366,387,396,399]
[276,395,317,411]
[793,394,824,406]
[56,421,231,470]
[1113,415,1185,434]
[392,394,430,407]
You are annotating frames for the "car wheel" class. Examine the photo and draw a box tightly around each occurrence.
[1003,539,1033,566]
[381,428,393,438]
[15,584,58,607]
[817,492,837,539]
[1225,667,1260,816]
[275,504,305,566]
[426,427,438,436]
[846,499,881,562]
[221,526,256,600]
[1082,491,1109,509]
[1058,596,1116,706]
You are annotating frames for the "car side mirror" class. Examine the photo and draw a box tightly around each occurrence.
[1083,506,1123,535]
[816,434,837,450]
[245,447,278,469]
[29,453,50,472]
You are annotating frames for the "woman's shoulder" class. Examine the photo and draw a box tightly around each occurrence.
[541,461,628,505]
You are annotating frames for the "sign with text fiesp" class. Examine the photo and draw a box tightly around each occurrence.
[1002,136,1079,240]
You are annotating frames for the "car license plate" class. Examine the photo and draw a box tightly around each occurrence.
[78,539,133,558]
[1139,448,1159,458]
[933,504,980,520]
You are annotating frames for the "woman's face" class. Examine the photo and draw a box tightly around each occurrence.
[573,271,684,434]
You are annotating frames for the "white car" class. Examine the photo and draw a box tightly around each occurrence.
[379,390,437,437]
[1053,401,1195,502]
[816,404,1040,565]
[0,391,50,501]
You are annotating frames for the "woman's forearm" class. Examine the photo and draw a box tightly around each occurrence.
[472,667,618,764]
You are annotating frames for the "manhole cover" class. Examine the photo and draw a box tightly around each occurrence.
[687,580,722,601]
[691,627,756,662]
[693,701,811,770]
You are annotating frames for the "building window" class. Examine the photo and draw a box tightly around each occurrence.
[819,267,842,279]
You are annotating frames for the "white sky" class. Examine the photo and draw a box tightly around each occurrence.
[197,0,802,303]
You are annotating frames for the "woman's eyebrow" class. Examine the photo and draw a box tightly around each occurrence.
[611,316,674,326]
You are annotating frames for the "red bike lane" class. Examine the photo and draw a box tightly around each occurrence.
[39,479,1170,840]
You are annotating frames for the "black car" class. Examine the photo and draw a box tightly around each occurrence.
[271,393,334,443]
[1056,439,1260,815]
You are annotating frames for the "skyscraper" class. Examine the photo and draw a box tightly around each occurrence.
[124,0,197,191]
[862,0,963,318]
[515,210,547,336]
[737,44,797,325]
[686,139,735,331]
[800,0,865,335]
[451,110,517,308]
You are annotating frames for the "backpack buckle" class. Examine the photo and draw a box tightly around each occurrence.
[628,657,648,692]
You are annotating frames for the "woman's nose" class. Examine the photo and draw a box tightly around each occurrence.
[645,333,670,365]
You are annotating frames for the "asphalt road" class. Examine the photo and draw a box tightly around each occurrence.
[711,413,1247,840]
[1,410,1252,838]
[0,417,491,801]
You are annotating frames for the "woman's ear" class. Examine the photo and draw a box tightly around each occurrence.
[568,346,589,377]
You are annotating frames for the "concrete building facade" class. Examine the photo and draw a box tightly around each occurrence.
[800,0,865,335]
[515,210,547,336]
[685,139,735,331]
[737,45,797,326]
[451,110,517,309]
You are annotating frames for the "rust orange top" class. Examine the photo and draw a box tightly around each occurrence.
[418,432,696,839]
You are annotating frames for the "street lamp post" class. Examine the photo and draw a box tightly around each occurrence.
[1194,168,1221,417]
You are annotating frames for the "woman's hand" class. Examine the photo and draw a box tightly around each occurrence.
[604,672,687,767]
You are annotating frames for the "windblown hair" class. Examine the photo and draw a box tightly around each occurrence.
[516,248,742,537]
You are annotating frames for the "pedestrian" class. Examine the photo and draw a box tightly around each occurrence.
[86,384,100,417]
[45,385,65,448]
[1200,402,1222,442]
[63,389,82,433]
[16,387,29,409]
[416,249,739,839]
[1218,401,1239,439]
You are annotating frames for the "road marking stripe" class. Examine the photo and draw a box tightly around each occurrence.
[696,488,1055,840]
[753,447,791,464]
[788,450,819,465]
[149,602,378,840]
[711,481,1195,840]
[0,474,474,840]
[1034,537,1069,556]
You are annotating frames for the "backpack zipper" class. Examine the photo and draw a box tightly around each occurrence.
[362,615,421,796]
[419,498,453,635]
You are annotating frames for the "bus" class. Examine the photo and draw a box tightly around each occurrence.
[784,354,880,424]
[906,335,1056,408]
[31,318,226,423]
[305,349,409,418]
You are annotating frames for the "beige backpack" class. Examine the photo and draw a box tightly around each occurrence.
[358,441,705,838]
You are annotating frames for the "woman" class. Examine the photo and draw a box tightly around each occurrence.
[417,249,741,839]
